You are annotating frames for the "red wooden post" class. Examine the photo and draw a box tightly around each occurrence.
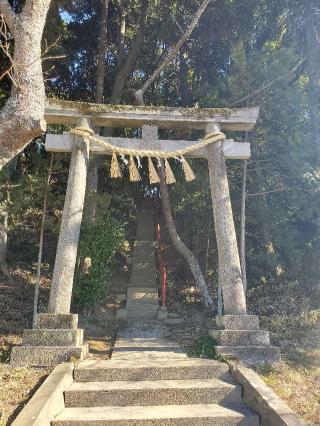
[156,222,167,308]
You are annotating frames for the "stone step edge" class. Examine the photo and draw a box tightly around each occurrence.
[10,344,88,367]
[22,329,84,346]
[66,378,238,391]
[52,404,259,424]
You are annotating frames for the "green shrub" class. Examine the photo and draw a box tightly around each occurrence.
[74,216,125,308]
[187,335,227,362]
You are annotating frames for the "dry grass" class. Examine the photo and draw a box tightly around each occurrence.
[258,315,320,425]
[0,365,50,425]
[0,266,51,425]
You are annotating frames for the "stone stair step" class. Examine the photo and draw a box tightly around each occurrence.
[127,310,158,319]
[64,378,242,407]
[114,338,187,350]
[215,346,281,365]
[127,302,159,311]
[52,404,259,426]
[74,359,231,382]
[127,288,159,304]
[215,330,270,346]
[10,344,88,367]
[23,329,83,346]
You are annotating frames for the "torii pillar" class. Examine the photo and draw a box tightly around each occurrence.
[206,122,280,365]
[48,128,89,314]
[10,120,90,367]
[206,123,246,315]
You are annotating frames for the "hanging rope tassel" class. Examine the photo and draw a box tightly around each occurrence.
[148,157,160,184]
[110,152,122,178]
[129,156,141,182]
[164,158,176,184]
[181,156,196,182]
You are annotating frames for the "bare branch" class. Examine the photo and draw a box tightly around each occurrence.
[135,0,210,104]
[0,2,15,31]
[230,46,320,107]
[110,0,149,103]
[0,16,19,87]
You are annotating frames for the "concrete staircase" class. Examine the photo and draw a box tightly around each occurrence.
[52,358,259,425]
[117,199,160,321]
[52,322,259,425]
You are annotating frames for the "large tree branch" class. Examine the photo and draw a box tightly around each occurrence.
[110,0,149,104]
[135,0,210,104]
[0,0,16,31]
[158,162,214,309]
[230,47,320,107]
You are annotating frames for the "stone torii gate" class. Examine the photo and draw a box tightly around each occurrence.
[10,99,280,366]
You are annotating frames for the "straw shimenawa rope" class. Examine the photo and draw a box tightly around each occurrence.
[71,127,225,159]
[71,127,225,183]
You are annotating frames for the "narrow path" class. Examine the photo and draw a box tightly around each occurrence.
[52,197,260,425]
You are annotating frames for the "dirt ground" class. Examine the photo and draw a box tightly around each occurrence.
[0,267,51,425]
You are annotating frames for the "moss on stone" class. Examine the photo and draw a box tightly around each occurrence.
[46,98,235,118]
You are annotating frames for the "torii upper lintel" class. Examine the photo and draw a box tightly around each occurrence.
[45,98,259,132]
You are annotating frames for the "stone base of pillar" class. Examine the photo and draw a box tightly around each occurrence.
[210,315,280,366]
[10,314,88,367]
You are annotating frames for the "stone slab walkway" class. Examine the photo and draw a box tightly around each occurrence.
[112,321,188,361]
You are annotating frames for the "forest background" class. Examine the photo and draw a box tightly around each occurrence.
[0,0,319,424]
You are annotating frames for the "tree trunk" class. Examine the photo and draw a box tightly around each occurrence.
[159,162,214,309]
[0,0,51,170]
[111,0,149,104]
[305,4,320,162]
[240,159,247,294]
[135,0,209,104]
[33,153,53,327]
[95,0,110,103]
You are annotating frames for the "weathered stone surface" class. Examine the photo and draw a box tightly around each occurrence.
[48,131,89,314]
[12,363,73,426]
[64,379,242,407]
[211,330,270,346]
[52,404,260,426]
[127,288,159,304]
[123,200,159,320]
[74,359,231,382]
[217,315,260,330]
[112,322,187,361]
[230,363,306,425]
[23,329,83,347]
[45,98,260,131]
[130,242,157,289]
[157,307,168,320]
[35,313,78,330]
[10,344,87,367]
[206,124,246,315]
[215,346,281,366]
